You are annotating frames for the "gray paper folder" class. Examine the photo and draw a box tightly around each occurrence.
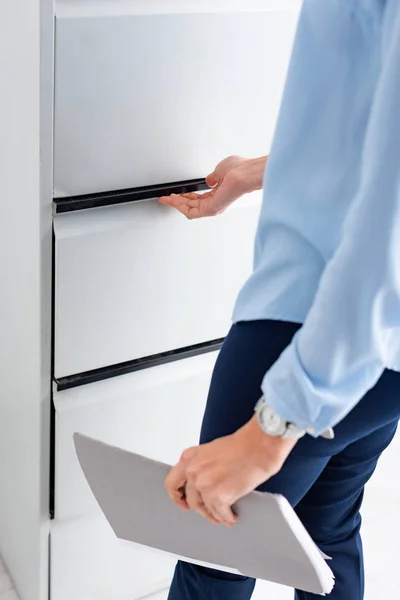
[74,433,334,595]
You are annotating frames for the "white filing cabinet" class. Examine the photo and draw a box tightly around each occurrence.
[0,1,300,599]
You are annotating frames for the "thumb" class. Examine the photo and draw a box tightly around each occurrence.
[206,171,219,187]
[165,448,198,510]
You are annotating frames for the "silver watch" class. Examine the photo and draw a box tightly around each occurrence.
[254,398,306,440]
[254,398,335,440]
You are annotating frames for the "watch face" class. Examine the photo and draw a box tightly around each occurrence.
[263,407,284,434]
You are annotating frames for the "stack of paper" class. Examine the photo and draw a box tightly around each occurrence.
[74,434,334,596]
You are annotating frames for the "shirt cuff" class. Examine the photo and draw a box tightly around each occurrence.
[261,332,344,436]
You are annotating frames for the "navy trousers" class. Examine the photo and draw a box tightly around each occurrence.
[168,320,400,600]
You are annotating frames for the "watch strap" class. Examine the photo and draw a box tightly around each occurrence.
[255,397,335,440]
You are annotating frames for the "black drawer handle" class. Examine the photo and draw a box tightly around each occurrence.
[53,178,210,214]
[55,338,224,391]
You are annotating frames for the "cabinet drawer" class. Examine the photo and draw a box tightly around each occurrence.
[54,3,299,196]
[51,513,175,600]
[54,352,218,521]
[54,193,260,379]
[50,514,292,600]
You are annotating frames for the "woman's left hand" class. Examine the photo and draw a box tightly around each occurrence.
[165,415,297,527]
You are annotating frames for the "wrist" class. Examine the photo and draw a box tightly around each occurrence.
[233,156,267,195]
[247,156,268,192]
[238,415,297,475]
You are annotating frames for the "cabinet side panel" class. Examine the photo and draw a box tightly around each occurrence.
[0,1,53,599]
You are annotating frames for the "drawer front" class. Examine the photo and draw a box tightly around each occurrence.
[54,193,260,379]
[54,3,299,196]
[50,515,292,600]
[54,352,218,520]
[51,513,175,600]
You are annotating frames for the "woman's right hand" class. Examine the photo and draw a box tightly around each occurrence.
[159,155,267,220]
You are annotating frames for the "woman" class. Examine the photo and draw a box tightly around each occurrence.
[161,1,400,598]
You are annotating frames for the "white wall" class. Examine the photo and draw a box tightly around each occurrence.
[0,1,53,600]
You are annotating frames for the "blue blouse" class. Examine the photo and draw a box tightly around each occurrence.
[233,0,400,434]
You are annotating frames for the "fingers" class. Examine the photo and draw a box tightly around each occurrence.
[185,480,235,527]
[159,192,210,219]
[165,446,200,510]
[165,460,190,511]
[159,193,184,208]
[195,482,237,527]
[186,470,237,527]
[184,480,219,525]
[165,446,238,527]
[165,470,189,510]
[159,191,211,207]
[207,501,237,527]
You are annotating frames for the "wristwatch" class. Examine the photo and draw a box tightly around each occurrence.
[254,397,335,440]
